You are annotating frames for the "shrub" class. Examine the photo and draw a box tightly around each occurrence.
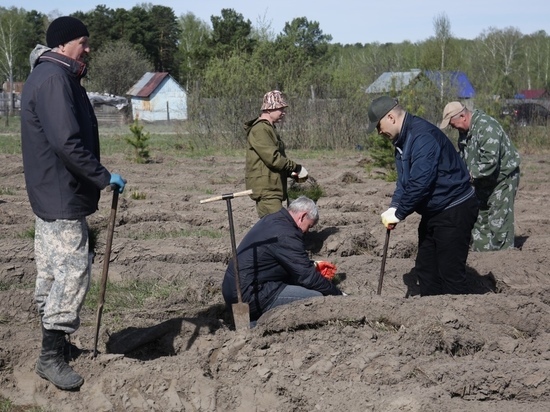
[126,118,151,163]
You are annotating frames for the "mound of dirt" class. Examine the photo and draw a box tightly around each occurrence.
[1,151,549,411]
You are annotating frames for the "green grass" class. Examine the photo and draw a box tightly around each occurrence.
[3,114,550,156]
[0,278,34,292]
[511,125,550,153]
[0,134,21,154]
[130,190,147,200]
[17,227,35,239]
[0,115,21,133]
[0,395,49,412]
[68,132,244,158]
[126,228,223,241]
[0,281,12,292]
[84,279,177,312]
[0,187,16,195]
[288,180,325,202]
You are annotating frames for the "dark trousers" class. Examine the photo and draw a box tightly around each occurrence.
[415,196,479,296]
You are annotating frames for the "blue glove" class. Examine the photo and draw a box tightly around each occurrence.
[109,173,126,193]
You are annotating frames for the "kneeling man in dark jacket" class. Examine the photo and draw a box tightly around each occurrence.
[222,196,343,321]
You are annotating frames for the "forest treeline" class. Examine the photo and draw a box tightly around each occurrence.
[1,5,549,148]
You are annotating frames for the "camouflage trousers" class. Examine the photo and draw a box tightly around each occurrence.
[471,169,520,251]
[34,216,91,333]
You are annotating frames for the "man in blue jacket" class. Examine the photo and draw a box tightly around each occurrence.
[222,196,343,322]
[21,16,126,390]
[366,96,478,296]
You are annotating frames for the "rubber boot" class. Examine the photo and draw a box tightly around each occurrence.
[36,326,84,390]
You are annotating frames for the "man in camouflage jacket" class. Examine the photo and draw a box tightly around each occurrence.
[440,102,521,251]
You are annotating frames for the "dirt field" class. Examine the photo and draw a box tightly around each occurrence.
[1,149,549,411]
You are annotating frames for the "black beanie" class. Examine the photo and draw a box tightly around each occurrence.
[46,16,89,48]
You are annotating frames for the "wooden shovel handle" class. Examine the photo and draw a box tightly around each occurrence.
[200,189,253,204]
[93,188,119,357]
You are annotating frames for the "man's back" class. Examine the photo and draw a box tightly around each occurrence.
[222,207,340,320]
[392,114,474,218]
[21,51,107,220]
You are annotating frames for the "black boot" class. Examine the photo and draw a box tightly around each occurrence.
[36,326,84,390]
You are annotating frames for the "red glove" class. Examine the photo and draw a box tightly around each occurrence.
[315,261,337,280]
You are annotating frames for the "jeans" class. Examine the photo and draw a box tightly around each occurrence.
[415,196,479,296]
[266,285,323,312]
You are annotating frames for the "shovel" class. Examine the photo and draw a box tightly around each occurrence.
[93,185,119,357]
[200,189,252,330]
[377,228,391,295]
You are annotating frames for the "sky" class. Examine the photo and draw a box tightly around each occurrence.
[4,0,549,45]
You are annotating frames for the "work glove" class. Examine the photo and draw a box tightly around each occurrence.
[314,261,337,281]
[381,207,400,229]
[291,166,308,183]
[109,173,127,194]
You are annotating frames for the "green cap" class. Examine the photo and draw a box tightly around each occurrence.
[366,96,398,133]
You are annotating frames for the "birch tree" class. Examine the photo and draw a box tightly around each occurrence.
[433,12,452,101]
[0,7,25,113]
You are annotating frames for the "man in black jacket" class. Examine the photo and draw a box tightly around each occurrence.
[367,96,478,296]
[222,196,343,322]
[21,16,126,390]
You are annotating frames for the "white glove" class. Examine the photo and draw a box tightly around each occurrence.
[381,207,400,229]
[291,166,308,183]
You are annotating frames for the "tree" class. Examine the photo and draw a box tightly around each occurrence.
[178,12,211,90]
[209,8,256,58]
[273,17,333,96]
[433,12,451,102]
[250,9,275,42]
[0,7,27,112]
[278,17,332,60]
[149,5,180,75]
[474,27,523,96]
[433,12,451,72]
[19,10,47,77]
[86,39,153,96]
[74,5,117,53]
[521,30,550,90]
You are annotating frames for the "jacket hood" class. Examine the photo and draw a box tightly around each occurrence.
[29,44,51,72]
[244,117,272,135]
[32,49,88,78]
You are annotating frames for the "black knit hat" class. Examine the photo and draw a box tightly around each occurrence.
[46,16,89,48]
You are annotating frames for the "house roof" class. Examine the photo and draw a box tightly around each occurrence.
[516,89,548,99]
[424,71,476,98]
[365,69,475,98]
[126,72,171,97]
[365,69,422,94]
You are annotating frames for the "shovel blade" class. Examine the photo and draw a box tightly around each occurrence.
[232,302,250,330]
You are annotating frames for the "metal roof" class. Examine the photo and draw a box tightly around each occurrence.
[365,69,422,94]
[365,69,475,98]
[126,72,170,97]
[516,89,548,99]
[424,71,476,98]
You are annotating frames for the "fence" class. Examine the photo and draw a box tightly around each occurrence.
[0,92,20,116]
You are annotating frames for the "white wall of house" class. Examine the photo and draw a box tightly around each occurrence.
[131,76,187,122]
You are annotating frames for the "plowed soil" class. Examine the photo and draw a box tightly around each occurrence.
[1,149,549,411]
